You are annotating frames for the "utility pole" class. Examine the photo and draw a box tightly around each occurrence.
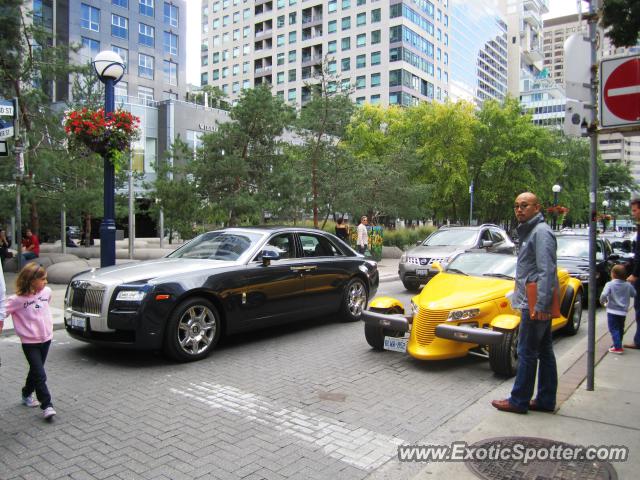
[14,98,23,271]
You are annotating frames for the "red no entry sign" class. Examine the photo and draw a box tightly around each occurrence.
[600,55,640,129]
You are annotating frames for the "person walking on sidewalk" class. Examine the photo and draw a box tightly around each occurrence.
[357,216,369,254]
[601,264,636,354]
[492,192,558,414]
[3,263,57,420]
[625,198,640,350]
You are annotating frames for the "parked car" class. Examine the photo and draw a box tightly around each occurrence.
[64,227,379,361]
[554,233,621,300]
[363,252,583,377]
[398,224,515,292]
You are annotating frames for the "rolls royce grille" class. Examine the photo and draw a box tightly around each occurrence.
[69,282,105,315]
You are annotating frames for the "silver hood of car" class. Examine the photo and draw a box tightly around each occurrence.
[405,244,464,258]
[72,258,238,287]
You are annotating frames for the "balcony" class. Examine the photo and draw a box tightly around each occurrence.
[302,15,323,26]
[255,65,273,76]
[301,54,323,66]
[255,28,273,40]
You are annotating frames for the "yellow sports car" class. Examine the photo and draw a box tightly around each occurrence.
[362,252,583,376]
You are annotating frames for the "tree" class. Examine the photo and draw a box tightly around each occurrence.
[602,0,640,48]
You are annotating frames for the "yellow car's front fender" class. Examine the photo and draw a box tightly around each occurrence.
[369,296,405,313]
[490,314,520,331]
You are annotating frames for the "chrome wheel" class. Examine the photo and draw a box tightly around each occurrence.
[347,280,367,317]
[177,304,217,356]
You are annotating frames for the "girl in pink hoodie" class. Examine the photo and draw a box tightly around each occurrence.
[4,263,56,420]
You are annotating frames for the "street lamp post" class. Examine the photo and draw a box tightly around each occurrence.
[469,181,474,226]
[602,199,610,232]
[92,51,125,268]
[552,184,562,230]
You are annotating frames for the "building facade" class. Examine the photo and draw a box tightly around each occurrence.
[200,0,450,107]
[449,0,508,105]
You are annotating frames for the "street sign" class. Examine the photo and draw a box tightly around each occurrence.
[600,54,640,129]
[0,118,13,139]
[0,99,14,116]
[0,141,7,157]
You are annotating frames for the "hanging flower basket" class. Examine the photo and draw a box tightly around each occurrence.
[546,205,570,227]
[64,107,140,171]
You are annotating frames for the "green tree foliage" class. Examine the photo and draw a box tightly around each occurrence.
[602,0,640,48]
[191,85,294,226]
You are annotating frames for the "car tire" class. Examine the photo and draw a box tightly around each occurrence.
[562,289,582,336]
[340,277,369,322]
[364,307,404,350]
[489,327,518,377]
[402,279,420,292]
[164,297,222,362]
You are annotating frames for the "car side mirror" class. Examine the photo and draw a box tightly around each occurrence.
[609,253,620,261]
[416,240,422,246]
[261,249,280,266]
[482,240,493,248]
[431,261,443,272]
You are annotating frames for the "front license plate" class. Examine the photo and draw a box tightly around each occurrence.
[70,315,87,331]
[416,269,429,276]
[384,336,408,353]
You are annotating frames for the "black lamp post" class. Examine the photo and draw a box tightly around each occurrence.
[552,184,561,230]
[602,199,610,232]
[92,51,125,268]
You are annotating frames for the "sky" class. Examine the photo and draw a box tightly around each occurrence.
[185,0,585,86]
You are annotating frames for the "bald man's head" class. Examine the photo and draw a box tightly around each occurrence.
[514,192,542,223]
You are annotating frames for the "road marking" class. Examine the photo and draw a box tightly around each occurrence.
[171,382,405,470]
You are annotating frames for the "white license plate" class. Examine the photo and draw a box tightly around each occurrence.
[384,336,408,352]
[416,269,429,276]
[70,315,87,331]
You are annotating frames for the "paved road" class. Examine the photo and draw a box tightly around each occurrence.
[0,280,588,480]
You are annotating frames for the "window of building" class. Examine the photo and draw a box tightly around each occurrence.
[342,0,350,9]
[341,16,350,30]
[222,66,228,78]
[288,88,296,101]
[163,60,177,85]
[138,85,154,104]
[115,81,128,102]
[81,4,100,32]
[356,33,366,47]
[112,45,129,69]
[212,52,220,63]
[243,61,249,73]
[138,53,154,79]
[212,69,219,80]
[371,29,381,44]
[328,40,337,53]
[355,75,365,89]
[243,8,250,19]
[357,0,365,4]
[277,34,285,46]
[232,64,239,75]
[163,31,178,55]
[371,50,380,65]
[243,79,250,89]
[201,54,208,66]
[370,94,380,104]
[243,44,250,55]
[341,37,350,50]
[277,52,285,65]
[139,23,155,47]
[289,31,296,43]
[223,15,230,26]
[341,57,350,71]
[341,79,350,91]
[371,8,381,23]
[356,54,365,68]
[289,12,297,24]
[371,72,380,86]
[111,14,128,39]
[232,81,239,93]
[277,15,285,27]
[288,69,296,81]
[288,50,296,63]
[328,60,337,74]
[356,12,365,26]
[139,0,154,17]
[233,11,240,23]
[243,26,250,37]
[328,20,337,33]
[356,96,365,105]
[81,37,100,58]
[201,72,208,85]
[277,72,285,84]
[163,91,177,100]
[113,0,128,8]
[277,0,285,8]
[328,0,337,13]
[233,29,239,41]
[164,2,178,27]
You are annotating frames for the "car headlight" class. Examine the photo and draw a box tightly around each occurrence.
[505,290,514,308]
[115,290,147,302]
[447,308,480,321]
[400,254,407,263]
[410,299,419,315]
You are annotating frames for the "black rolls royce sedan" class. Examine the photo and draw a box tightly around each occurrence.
[64,227,379,361]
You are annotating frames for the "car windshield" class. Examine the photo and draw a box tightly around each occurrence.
[423,229,477,247]
[556,237,600,258]
[167,231,264,260]
[446,253,516,278]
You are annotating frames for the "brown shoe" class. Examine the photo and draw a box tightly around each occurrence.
[623,343,639,349]
[529,399,555,413]
[491,399,527,414]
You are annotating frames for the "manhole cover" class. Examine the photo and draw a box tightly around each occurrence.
[465,436,618,480]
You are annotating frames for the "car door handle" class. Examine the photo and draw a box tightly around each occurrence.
[290,266,317,271]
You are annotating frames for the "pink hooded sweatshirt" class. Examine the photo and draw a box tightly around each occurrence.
[5,286,53,344]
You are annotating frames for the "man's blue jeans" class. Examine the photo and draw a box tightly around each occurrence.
[509,310,557,411]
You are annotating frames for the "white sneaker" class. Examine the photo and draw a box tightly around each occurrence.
[22,395,40,408]
[43,407,56,419]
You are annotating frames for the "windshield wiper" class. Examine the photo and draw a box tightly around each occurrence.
[446,268,468,276]
[482,273,514,279]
